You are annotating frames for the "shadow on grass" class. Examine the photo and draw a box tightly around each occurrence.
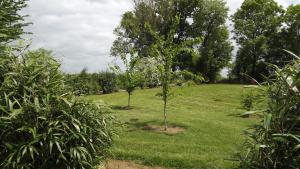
[125,119,188,135]
[228,111,263,123]
[228,112,243,118]
[125,120,158,128]
[213,98,223,102]
[111,105,133,110]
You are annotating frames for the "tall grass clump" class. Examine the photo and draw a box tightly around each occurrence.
[0,48,114,169]
[240,51,300,168]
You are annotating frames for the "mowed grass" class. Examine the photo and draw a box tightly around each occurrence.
[84,84,258,169]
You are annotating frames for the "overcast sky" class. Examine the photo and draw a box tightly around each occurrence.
[23,0,300,73]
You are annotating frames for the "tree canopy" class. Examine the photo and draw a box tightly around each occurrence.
[232,0,285,81]
[114,0,232,82]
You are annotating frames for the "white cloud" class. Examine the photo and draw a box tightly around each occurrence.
[23,0,299,73]
[24,0,133,73]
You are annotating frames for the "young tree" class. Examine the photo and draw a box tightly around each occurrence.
[0,0,30,46]
[146,16,200,130]
[232,0,284,80]
[115,0,203,129]
[111,27,141,108]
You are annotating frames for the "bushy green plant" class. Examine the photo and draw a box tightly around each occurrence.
[65,71,118,95]
[172,70,204,86]
[98,71,118,94]
[241,90,255,111]
[65,70,99,96]
[0,48,114,169]
[116,72,142,108]
[239,51,300,168]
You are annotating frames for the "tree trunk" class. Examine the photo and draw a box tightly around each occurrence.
[251,50,257,78]
[163,100,167,131]
[128,93,131,108]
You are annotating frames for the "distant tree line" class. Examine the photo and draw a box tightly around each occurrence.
[65,69,118,95]
[64,66,204,97]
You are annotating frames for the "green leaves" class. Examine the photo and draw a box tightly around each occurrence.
[0,0,30,45]
[240,51,300,168]
[0,48,115,169]
[283,49,300,60]
[232,0,285,81]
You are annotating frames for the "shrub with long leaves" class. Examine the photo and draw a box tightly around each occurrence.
[0,48,114,169]
[240,51,300,168]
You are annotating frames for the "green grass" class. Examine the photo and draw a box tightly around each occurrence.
[84,84,258,169]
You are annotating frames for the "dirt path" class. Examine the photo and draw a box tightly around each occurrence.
[105,160,164,169]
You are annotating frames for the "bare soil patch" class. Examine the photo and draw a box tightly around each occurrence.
[105,160,164,169]
[143,125,185,135]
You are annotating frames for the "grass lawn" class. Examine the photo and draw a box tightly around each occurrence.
[84,84,258,169]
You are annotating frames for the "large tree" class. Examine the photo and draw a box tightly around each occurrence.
[232,0,284,81]
[263,4,300,69]
[193,0,232,82]
[0,0,30,46]
[283,4,300,56]
[115,0,231,82]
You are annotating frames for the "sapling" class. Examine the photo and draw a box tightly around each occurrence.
[111,27,141,108]
[146,16,201,130]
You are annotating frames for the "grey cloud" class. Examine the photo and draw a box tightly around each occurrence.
[24,0,132,73]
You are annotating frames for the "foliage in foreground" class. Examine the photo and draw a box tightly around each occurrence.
[0,48,114,169]
[0,0,30,46]
[240,52,300,168]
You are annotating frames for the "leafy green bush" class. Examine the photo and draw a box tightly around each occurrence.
[65,71,118,95]
[241,90,255,111]
[172,70,204,86]
[239,51,300,168]
[98,71,118,94]
[0,48,114,169]
[65,70,100,96]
